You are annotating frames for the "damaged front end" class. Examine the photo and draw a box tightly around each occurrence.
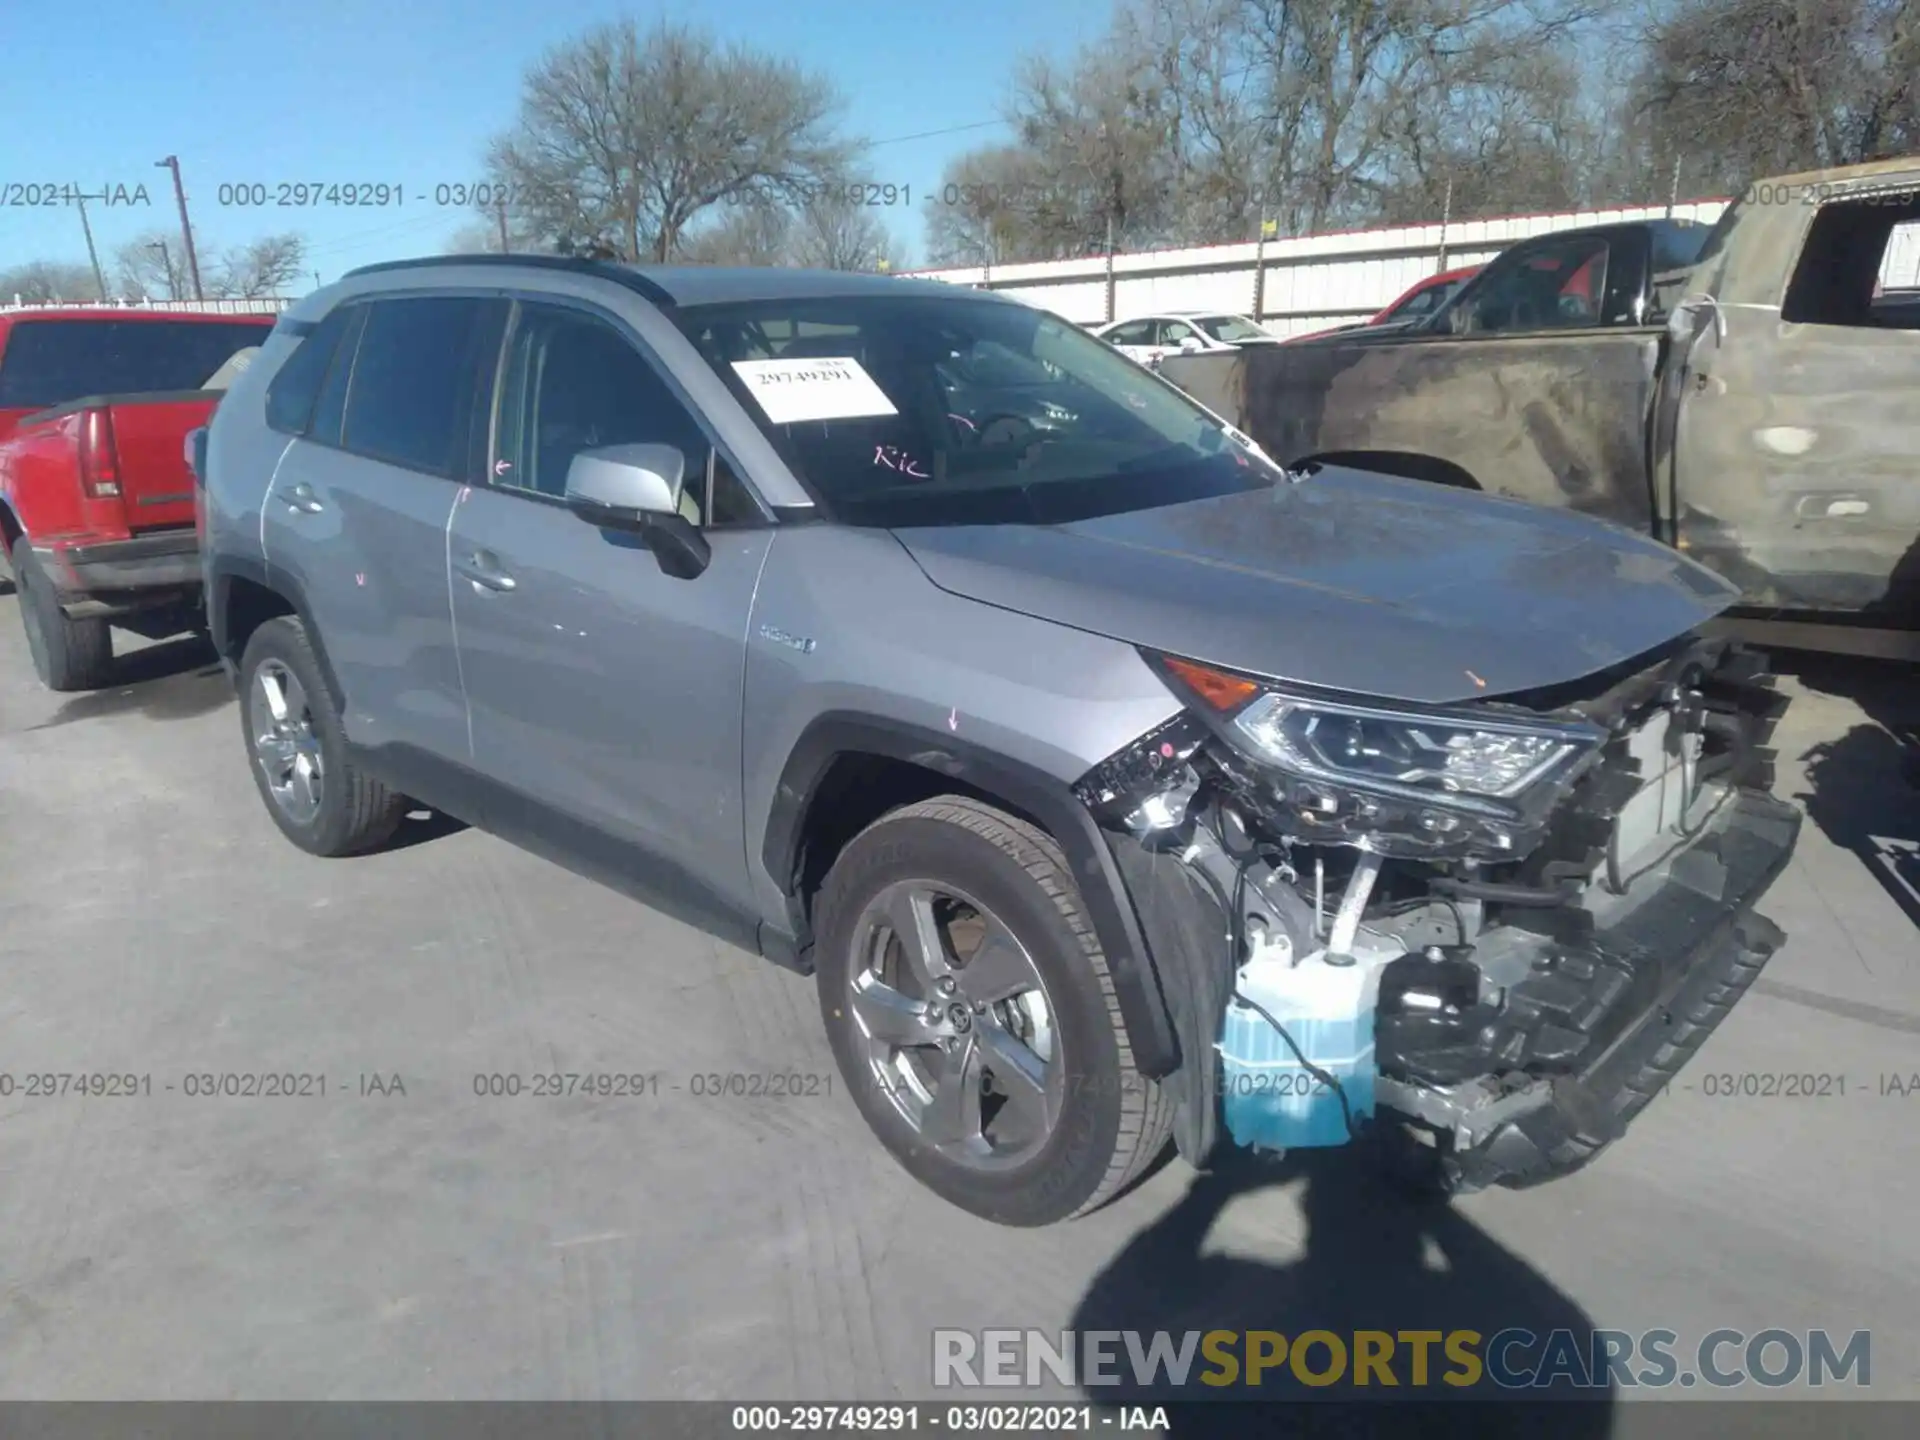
[1078,635,1801,1190]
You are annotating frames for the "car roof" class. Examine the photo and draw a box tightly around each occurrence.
[340,254,992,309]
[1101,311,1245,326]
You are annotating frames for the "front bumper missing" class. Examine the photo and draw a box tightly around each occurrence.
[1375,785,1800,1189]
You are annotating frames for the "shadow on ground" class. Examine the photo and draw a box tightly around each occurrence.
[1776,651,1920,929]
[384,806,472,850]
[1069,1151,1615,1436]
[26,634,232,730]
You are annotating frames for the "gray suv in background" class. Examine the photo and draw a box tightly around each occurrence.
[200,256,1800,1226]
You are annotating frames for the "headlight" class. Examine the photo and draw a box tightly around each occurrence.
[1150,653,1606,858]
[1234,695,1582,803]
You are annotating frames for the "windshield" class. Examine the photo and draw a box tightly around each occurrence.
[937,339,1061,389]
[673,294,1280,527]
[1651,219,1712,273]
[1192,314,1268,342]
[0,319,274,411]
[1384,278,1465,322]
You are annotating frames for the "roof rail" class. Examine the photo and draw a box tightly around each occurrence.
[340,253,676,308]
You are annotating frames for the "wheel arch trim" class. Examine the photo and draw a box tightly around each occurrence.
[761,711,1180,1078]
[208,554,345,712]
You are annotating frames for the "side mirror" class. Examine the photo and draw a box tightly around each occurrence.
[565,442,684,516]
[563,442,711,579]
[1178,335,1203,353]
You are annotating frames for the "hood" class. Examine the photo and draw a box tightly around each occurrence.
[891,466,1737,706]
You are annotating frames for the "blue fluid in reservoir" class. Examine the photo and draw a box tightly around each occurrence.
[1217,949,1383,1151]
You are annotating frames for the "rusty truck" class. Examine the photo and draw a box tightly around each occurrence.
[1160,157,1920,659]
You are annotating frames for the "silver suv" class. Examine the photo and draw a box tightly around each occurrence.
[199,256,1800,1226]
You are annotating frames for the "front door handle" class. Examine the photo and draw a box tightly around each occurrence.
[278,481,324,514]
[455,549,517,592]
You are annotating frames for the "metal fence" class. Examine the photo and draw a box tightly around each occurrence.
[907,200,1920,334]
[905,200,1736,333]
[0,296,292,314]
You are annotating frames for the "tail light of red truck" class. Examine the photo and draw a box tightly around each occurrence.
[78,407,122,499]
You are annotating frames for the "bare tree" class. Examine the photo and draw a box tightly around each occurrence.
[1632,0,1919,192]
[441,207,545,255]
[1366,42,1612,222]
[929,0,1615,263]
[0,260,104,304]
[1006,44,1183,254]
[680,200,797,266]
[924,146,1055,265]
[486,19,859,262]
[113,231,183,301]
[442,221,508,255]
[207,233,306,298]
[680,191,903,270]
[1124,0,1271,242]
[790,193,904,270]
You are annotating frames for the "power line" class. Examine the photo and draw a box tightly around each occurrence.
[867,118,1009,148]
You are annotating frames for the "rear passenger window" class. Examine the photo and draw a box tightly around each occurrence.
[342,297,495,476]
[1783,198,1920,329]
[265,307,352,436]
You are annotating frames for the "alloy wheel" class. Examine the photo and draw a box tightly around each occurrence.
[249,658,325,825]
[847,880,1063,1169]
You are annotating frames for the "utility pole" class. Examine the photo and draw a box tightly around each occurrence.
[149,239,176,301]
[1436,173,1455,273]
[1103,209,1116,326]
[1666,156,1683,218]
[1253,215,1276,325]
[155,155,205,300]
[73,191,108,299]
[495,195,512,254]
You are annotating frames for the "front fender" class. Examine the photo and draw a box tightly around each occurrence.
[762,712,1183,1081]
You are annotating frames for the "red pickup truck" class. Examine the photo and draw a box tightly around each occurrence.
[0,308,274,690]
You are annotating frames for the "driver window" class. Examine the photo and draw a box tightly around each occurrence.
[1158,321,1195,345]
[1454,235,1614,335]
[493,304,757,526]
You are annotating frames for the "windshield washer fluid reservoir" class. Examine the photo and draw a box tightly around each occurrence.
[1217,928,1393,1151]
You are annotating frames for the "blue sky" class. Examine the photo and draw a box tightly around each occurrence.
[0,0,1106,289]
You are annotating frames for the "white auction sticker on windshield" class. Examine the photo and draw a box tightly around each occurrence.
[730,357,899,424]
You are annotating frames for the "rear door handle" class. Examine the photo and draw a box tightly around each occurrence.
[277,482,324,514]
[455,549,517,592]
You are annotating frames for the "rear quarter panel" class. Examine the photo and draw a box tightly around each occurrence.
[203,328,301,580]
[0,412,122,543]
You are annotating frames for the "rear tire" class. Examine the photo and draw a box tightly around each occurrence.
[10,536,113,692]
[237,615,407,856]
[815,796,1172,1226]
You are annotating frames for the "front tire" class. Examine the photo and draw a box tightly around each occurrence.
[10,536,112,692]
[815,796,1172,1226]
[237,616,407,856]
